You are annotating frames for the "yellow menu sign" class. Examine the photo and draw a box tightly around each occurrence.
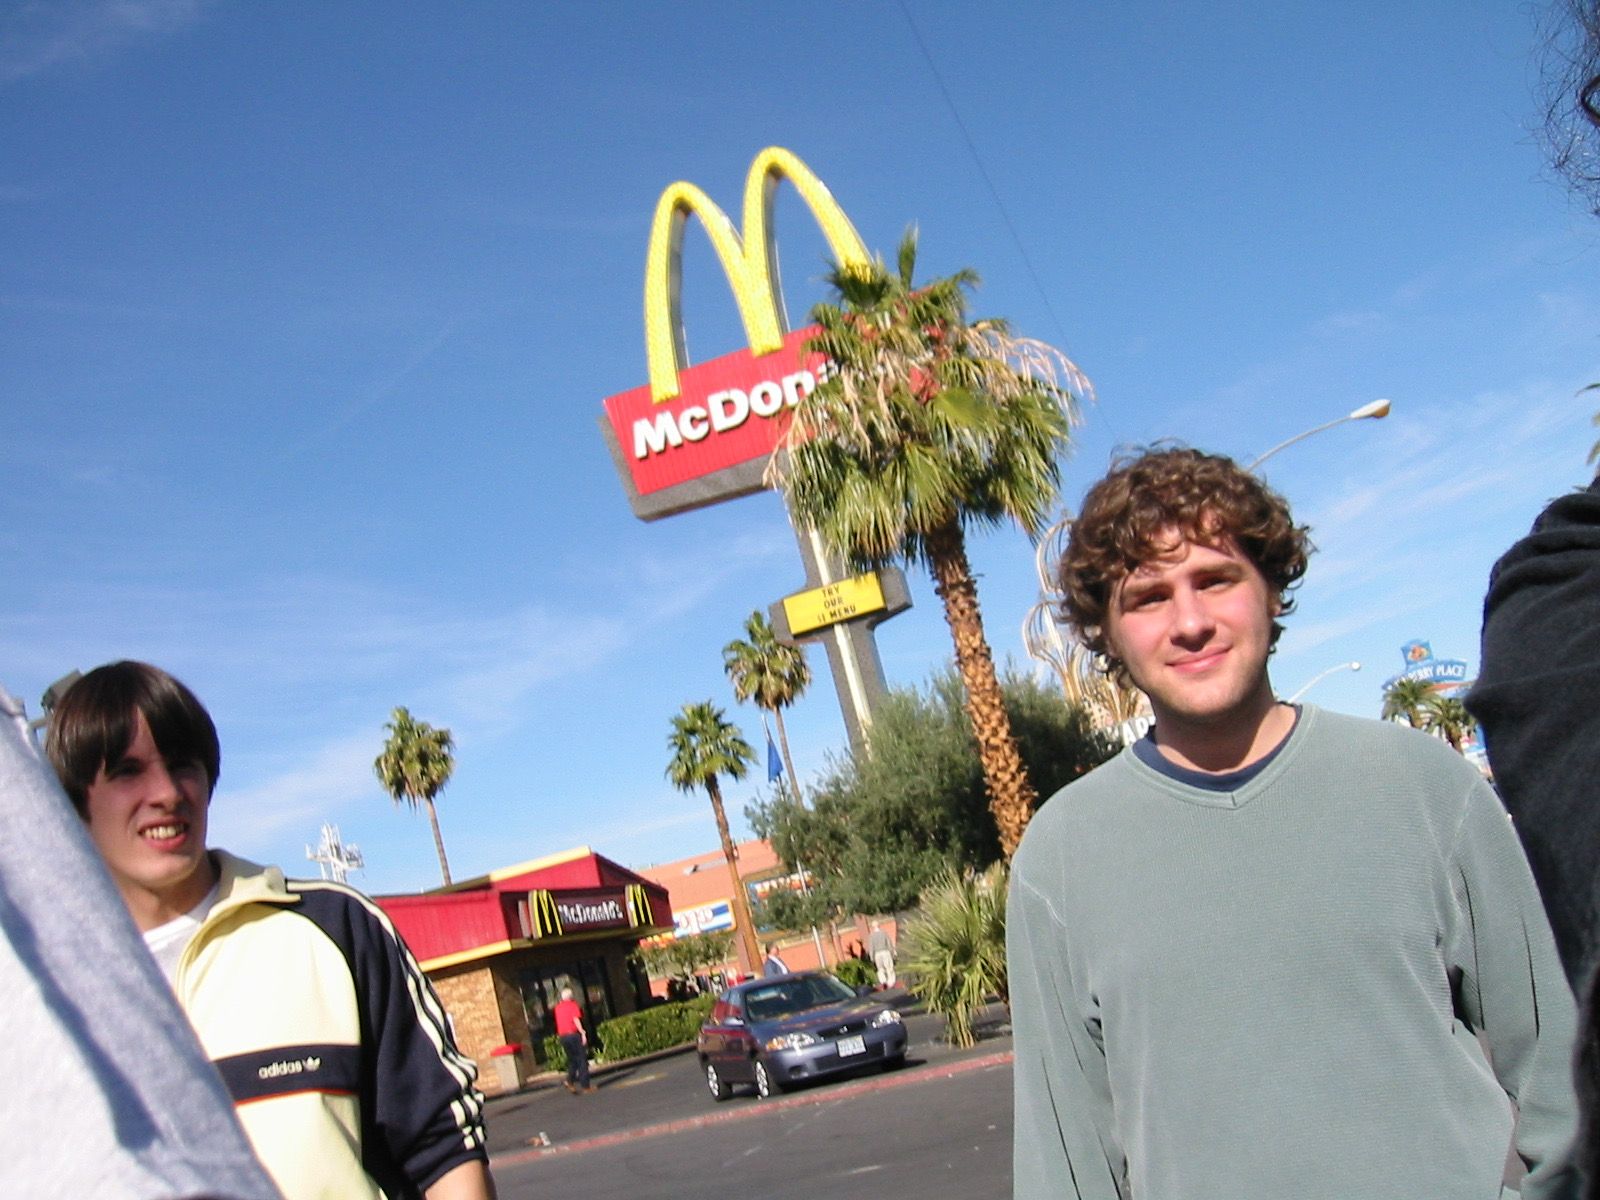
[782,572,888,636]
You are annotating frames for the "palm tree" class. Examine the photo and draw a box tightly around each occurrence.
[765,229,1090,858]
[722,610,811,799]
[666,702,762,972]
[1381,677,1435,729]
[374,707,457,886]
[1422,693,1477,753]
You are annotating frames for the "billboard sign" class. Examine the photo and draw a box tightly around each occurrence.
[598,147,872,521]
[1384,640,1470,691]
[600,328,833,516]
[673,899,733,939]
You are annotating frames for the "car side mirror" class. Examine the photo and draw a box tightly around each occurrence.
[856,985,874,997]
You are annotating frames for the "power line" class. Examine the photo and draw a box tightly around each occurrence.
[896,0,1075,349]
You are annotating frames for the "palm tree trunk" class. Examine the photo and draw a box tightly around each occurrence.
[772,707,802,804]
[925,521,1039,859]
[424,797,452,886]
[706,778,763,973]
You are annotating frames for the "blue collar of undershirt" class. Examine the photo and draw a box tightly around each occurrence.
[1131,706,1302,792]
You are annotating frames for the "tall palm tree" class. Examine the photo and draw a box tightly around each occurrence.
[722,610,811,799]
[666,702,762,972]
[1381,677,1435,729]
[1422,693,1478,754]
[374,706,456,886]
[765,229,1090,858]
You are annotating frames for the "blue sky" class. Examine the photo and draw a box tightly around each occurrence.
[5,1,1597,896]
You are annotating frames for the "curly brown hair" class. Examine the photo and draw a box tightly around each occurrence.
[1058,447,1312,669]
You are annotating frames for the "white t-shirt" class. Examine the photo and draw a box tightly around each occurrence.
[144,882,220,987]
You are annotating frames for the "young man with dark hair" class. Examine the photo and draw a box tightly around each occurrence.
[47,661,494,1200]
[1009,448,1579,1199]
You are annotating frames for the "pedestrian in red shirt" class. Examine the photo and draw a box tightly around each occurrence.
[553,987,594,1094]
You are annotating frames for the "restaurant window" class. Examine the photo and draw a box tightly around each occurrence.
[517,955,617,1064]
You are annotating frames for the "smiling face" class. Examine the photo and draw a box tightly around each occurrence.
[1106,532,1280,736]
[83,710,217,931]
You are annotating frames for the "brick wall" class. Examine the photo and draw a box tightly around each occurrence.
[432,966,518,1094]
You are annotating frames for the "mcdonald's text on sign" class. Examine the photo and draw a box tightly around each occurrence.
[602,327,832,500]
[782,573,888,636]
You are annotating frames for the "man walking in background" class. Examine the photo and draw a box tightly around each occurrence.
[553,986,595,1094]
[762,941,790,977]
[46,661,494,1200]
[1009,448,1579,1199]
[867,920,896,989]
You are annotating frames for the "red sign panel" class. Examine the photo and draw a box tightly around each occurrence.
[601,326,829,498]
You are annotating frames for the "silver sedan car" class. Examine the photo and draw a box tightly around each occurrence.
[697,971,907,1100]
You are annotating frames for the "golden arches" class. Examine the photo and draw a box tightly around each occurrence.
[644,146,872,403]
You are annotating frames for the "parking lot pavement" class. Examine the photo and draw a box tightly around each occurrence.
[483,993,1012,1164]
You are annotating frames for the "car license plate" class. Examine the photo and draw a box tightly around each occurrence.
[837,1035,866,1057]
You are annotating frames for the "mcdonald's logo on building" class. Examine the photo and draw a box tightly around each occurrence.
[599,147,873,521]
[528,889,563,938]
[625,883,651,928]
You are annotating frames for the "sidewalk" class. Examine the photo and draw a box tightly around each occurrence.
[484,993,1012,1164]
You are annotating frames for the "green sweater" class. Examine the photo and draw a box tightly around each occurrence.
[1009,706,1579,1199]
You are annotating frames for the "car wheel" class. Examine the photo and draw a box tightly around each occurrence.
[753,1059,780,1100]
[705,1060,731,1102]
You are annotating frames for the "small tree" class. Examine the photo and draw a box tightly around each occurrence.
[899,863,1009,1049]
[375,706,456,886]
[636,931,736,994]
[749,669,1114,920]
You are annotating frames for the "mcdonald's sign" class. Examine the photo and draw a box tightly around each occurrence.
[599,147,872,521]
[528,887,644,939]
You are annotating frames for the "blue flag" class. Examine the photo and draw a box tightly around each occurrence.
[767,733,782,783]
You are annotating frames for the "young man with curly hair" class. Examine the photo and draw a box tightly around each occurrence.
[1008,447,1579,1200]
[46,661,495,1200]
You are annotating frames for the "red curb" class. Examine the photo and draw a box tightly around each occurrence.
[490,1049,1014,1168]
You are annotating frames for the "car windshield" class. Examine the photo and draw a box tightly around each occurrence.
[742,974,857,1022]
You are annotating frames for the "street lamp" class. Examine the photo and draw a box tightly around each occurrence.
[1247,399,1391,470]
[1285,661,1360,703]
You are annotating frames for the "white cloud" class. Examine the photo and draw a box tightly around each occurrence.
[0,0,212,84]
[209,731,376,846]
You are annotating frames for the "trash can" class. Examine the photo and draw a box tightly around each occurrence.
[489,1043,523,1093]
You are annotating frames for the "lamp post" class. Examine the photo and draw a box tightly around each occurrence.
[1247,399,1391,470]
[1286,661,1361,703]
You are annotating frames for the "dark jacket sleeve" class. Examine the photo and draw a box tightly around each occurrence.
[1467,474,1600,1193]
[1468,476,1600,991]
[306,888,488,1198]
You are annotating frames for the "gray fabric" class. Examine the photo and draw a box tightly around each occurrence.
[0,685,280,1199]
[1009,705,1579,1200]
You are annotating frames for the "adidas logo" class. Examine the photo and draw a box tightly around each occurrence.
[257,1055,324,1080]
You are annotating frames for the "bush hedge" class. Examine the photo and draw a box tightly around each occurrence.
[595,992,715,1061]
[831,957,876,990]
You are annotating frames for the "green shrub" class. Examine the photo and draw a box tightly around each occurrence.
[541,1034,567,1073]
[901,863,1007,1048]
[831,957,876,990]
[594,993,715,1061]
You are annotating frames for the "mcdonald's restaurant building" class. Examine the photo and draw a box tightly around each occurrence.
[375,847,673,1094]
